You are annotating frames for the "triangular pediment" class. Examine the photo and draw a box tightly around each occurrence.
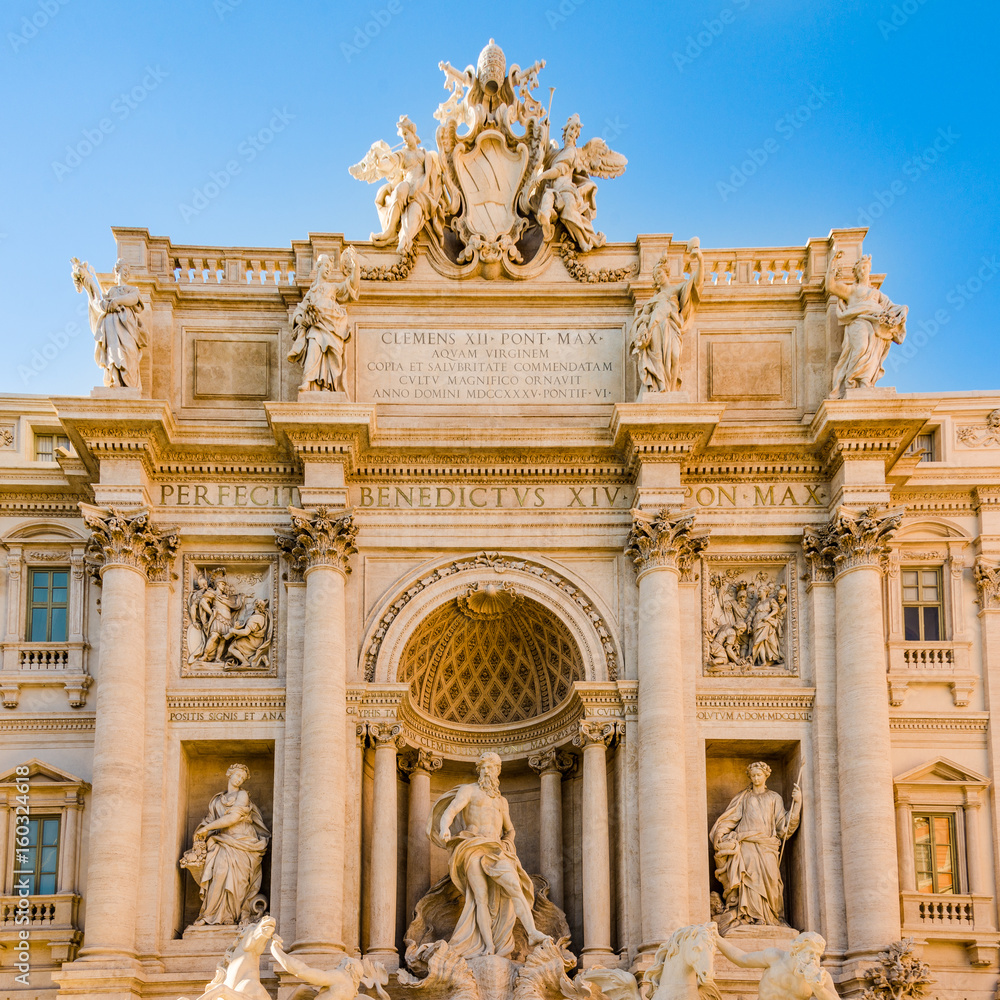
[0,758,86,786]
[895,756,990,787]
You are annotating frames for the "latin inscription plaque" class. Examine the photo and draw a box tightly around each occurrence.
[355,327,625,403]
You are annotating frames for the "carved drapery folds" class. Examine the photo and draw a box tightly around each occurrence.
[80,503,178,581]
[274,506,357,575]
[625,509,709,579]
[975,558,1000,611]
[802,505,903,580]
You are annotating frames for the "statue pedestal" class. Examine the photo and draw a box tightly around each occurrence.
[179,924,243,951]
[296,389,350,403]
[90,386,142,399]
[637,389,690,402]
[841,385,897,399]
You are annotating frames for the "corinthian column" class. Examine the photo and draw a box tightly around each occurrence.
[573,721,618,967]
[367,722,402,968]
[625,510,708,952]
[528,748,572,909]
[399,747,442,924]
[805,505,902,961]
[276,506,357,958]
[77,504,177,964]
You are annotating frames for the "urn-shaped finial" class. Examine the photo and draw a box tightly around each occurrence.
[477,38,506,96]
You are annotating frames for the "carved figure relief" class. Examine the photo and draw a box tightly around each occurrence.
[71,257,147,390]
[957,409,1000,448]
[702,557,796,676]
[182,555,278,676]
[349,40,626,279]
[180,763,270,927]
[826,250,908,396]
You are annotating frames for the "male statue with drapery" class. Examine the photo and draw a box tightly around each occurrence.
[180,763,270,925]
[710,761,801,933]
[428,751,550,959]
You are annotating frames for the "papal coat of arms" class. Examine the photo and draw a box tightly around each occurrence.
[349,39,626,279]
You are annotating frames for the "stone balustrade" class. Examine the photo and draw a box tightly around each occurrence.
[887,640,975,708]
[170,251,296,286]
[0,640,91,708]
[900,891,999,967]
[0,891,82,963]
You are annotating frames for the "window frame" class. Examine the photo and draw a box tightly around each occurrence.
[17,813,61,895]
[912,810,960,895]
[25,566,70,643]
[901,564,945,642]
[33,432,70,463]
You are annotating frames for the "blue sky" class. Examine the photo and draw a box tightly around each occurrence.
[2,0,997,396]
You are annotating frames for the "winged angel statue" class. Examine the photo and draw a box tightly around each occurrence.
[348,40,627,273]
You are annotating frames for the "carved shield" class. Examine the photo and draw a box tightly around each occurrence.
[453,130,529,242]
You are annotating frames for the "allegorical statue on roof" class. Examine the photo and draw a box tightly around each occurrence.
[825,249,908,397]
[71,256,147,390]
[348,40,626,278]
[288,248,360,395]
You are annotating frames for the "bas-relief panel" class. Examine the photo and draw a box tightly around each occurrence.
[702,555,798,677]
[181,554,279,678]
[351,326,626,404]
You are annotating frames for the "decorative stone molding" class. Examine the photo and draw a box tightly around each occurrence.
[80,503,178,581]
[359,246,417,281]
[362,551,619,683]
[572,719,621,750]
[368,721,403,748]
[974,558,1000,611]
[556,239,636,283]
[956,409,1000,448]
[398,747,443,778]
[527,748,573,776]
[624,509,709,579]
[860,939,933,1000]
[804,505,903,579]
[274,505,357,574]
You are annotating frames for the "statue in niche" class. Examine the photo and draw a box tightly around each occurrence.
[629,240,704,395]
[825,250,908,397]
[180,763,270,926]
[428,750,550,958]
[709,762,801,933]
[289,248,360,394]
[349,117,450,255]
[71,256,147,390]
[533,114,627,252]
[714,930,839,1000]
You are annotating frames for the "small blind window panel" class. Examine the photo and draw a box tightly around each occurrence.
[902,567,943,642]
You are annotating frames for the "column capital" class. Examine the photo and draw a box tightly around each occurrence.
[398,747,442,777]
[528,748,574,776]
[573,719,622,750]
[80,502,178,582]
[625,509,708,579]
[975,558,1000,611]
[368,721,402,748]
[805,504,903,578]
[275,505,357,575]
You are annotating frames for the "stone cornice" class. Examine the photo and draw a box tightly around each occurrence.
[625,508,709,579]
[274,505,357,574]
[80,503,178,582]
[610,402,723,473]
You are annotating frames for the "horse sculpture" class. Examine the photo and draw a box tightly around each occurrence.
[578,923,720,1000]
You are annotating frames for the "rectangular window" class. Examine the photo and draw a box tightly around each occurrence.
[902,566,943,641]
[27,568,69,642]
[18,816,60,895]
[913,812,957,894]
[907,432,937,462]
[34,433,69,462]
